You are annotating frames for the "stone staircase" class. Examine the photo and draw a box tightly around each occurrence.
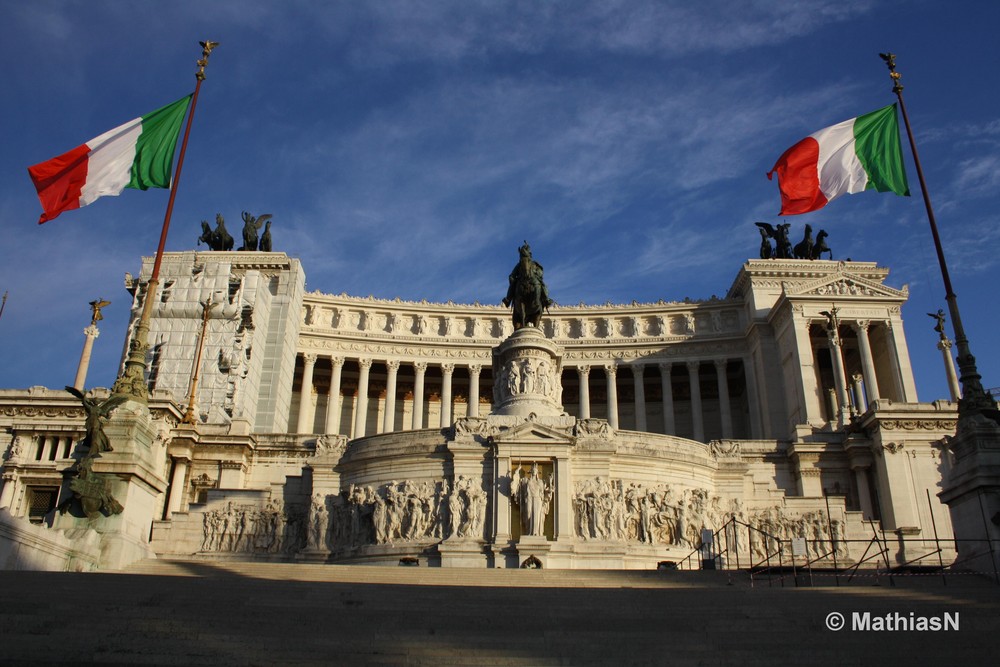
[2,559,997,666]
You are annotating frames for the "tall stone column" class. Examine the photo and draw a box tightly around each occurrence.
[73,324,100,390]
[577,366,591,419]
[383,360,400,432]
[354,358,372,438]
[852,320,880,408]
[850,373,865,415]
[938,338,961,402]
[605,363,619,429]
[325,356,344,434]
[296,353,318,434]
[826,332,851,427]
[687,361,705,442]
[631,363,647,432]
[467,364,481,418]
[659,362,675,435]
[412,361,427,429]
[882,319,918,402]
[741,355,764,439]
[441,363,455,427]
[852,464,876,520]
[0,472,16,509]
[714,359,733,439]
[165,457,190,518]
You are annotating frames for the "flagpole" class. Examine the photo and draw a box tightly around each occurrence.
[879,53,995,418]
[112,40,219,403]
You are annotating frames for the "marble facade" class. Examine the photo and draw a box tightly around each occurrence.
[0,252,960,570]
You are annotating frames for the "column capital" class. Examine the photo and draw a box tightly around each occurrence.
[604,362,618,376]
[83,324,100,338]
[414,361,428,373]
[937,338,953,351]
[358,357,373,370]
[686,360,700,371]
[303,352,318,364]
[386,359,401,372]
[851,319,871,333]
[468,363,482,376]
[441,363,455,375]
[630,362,645,375]
[658,361,672,372]
[577,364,591,376]
[330,355,345,368]
[713,358,727,370]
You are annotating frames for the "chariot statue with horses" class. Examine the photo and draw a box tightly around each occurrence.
[502,241,553,330]
[755,222,831,260]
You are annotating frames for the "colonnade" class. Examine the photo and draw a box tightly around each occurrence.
[814,319,910,425]
[291,353,754,441]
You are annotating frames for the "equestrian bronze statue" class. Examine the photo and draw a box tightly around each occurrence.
[502,241,553,330]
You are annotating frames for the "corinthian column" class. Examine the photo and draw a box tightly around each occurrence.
[73,324,101,390]
[354,358,372,438]
[851,320,880,408]
[383,360,400,432]
[827,331,851,427]
[296,353,318,434]
[412,361,427,429]
[467,364,482,417]
[441,363,455,427]
[605,363,619,429]
[687,361,704,442]
[631,363,647,432]
[577,366,591,419]
[714,359,732,439]
[325,356,344,434]
[659,362,675,434]
[938,338,961,402]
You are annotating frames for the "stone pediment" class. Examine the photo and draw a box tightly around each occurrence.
[488,419,576,446]
[782,271,907,300]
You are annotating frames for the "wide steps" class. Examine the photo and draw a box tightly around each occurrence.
[2,559,997,666]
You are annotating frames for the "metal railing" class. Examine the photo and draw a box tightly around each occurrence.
[675,516,1000,587]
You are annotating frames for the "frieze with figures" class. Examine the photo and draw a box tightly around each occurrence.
[296,477,487,552]
[572,477,852,560]
[200,499,305,554]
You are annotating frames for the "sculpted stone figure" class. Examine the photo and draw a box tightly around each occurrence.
[65,386,127,456]
[502,241,553,330]
[511,463,553,537]
[928,309,947,339]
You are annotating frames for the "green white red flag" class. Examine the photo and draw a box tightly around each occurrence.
[767,103,910,215]
[27,95,192,224]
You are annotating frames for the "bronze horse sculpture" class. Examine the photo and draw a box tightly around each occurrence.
[502,242,553,330]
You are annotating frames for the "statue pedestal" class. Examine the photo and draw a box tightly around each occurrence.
[939,413,1000,577]
[53,400,168,570]
[438,539,489,568]
[491,327,564,417]
[512,535,575,568]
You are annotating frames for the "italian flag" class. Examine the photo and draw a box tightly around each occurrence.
[28,95,192,224]
[767,104,910,215]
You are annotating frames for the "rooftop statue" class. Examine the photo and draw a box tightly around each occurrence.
[755,222,831,260]
[502,241,553,329]
[197,214,235,251]
[239,211,272,251]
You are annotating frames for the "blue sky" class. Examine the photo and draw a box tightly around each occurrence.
[1,1,998,404]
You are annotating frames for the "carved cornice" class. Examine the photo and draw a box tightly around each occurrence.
[878,419,958,432]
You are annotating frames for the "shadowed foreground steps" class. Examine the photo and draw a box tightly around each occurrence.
[2,559,997,666]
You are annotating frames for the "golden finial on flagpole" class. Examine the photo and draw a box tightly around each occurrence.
[196,40,220,81]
